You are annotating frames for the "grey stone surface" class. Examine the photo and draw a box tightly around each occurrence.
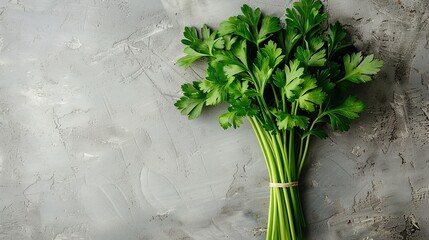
[0,0,428,239]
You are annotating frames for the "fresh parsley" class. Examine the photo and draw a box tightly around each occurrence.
[174,0,383,239]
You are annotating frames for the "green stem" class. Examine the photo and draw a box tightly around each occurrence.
[270,135,296,237]
[251,117,302,240]
[250,117,286,239]
[247,71,277,132]
[298,137,304,165]
[267,188,275,239]
[272,85,280,110]
[249,117,274,182]
[289,103,297,178]
[281,89,287,113]
[298,136,311,177]
[298,114,323,176]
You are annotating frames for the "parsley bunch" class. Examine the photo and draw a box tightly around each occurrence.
[174,0,383,239]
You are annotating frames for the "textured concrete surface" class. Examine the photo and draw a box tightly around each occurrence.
[0,0,428,239]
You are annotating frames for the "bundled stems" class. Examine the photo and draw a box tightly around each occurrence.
[249,116,310,240]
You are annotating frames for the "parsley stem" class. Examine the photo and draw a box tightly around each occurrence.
[298,114,322,176]
[337,76,348,83]
[250,116,303,240]
[272,85,280,109]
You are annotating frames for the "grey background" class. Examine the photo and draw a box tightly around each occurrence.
[0,0,428,239]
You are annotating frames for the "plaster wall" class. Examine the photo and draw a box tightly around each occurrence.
[0,0,429,239]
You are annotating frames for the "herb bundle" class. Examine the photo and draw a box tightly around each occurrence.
[174,0,383,239]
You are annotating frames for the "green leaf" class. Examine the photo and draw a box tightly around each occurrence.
[181,25,224,55]
[323,96,366,131]
[309,50,326,66]
[224,64,246,77]
[229,96,259,117]
[295,77,326,112]
[218,9,256,43]
[295,46,326,67]
[282,27,302,59]
[245,89,259,97]
[201,25,224,54]
[341,52,383,83]
[219,111,243,129]
[215,40,248,77]
[232,40,248,67]
[272,68,286,88]
[178,25,225,66]
[181,26,199,47]
[297,88,326,112]
[258,16,282,44]
[253,57,273,93]
[262,121,276,133]
[327,21,352,58]
[309,36,324,52]
[199,62,229,105]
[223,35,238,50]
[239,4,261,29]
[316,68,336,92]
[228,80,249,100]
[276,112,309,130]
[256,40,285,69]
[284,59,305,100]
[174,82,207,119]
[285,6,302,33]
[218,96,258,129]
[285,59,304,82]
[176,47,208,67]
[200,61,251,105]
[218,16,241,36]
[219,5,280,45]
[235,21,255,42]
[285,0,327,36]
[253,41,284,92]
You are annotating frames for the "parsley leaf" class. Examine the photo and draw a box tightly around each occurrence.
[218,16,242,36]
[253,57,272,93]
[177,47,208,67]
[218,5,281,45]
[295,46,326,67]
[281,27,302,60]
[199,62,230,105]
[219,111,243,129]
[256,41,285,69]
[258,16,282,44]
[276,112,309,130]
[219,96,258,129]
[174,82,207,119]
[177,25,224,67]
[273,59,305,101]
[327,22,352,58]
[229,97,259,117]
[340,52,383,83]
[294,77,327,112]
[286,0,327,36]
[239,4,261,29]
[223,35,238,50]
[322,96,365,131]
[254,41,285,92]
[216,39,248,77]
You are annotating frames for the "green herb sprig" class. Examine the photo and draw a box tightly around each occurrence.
[174,0,383,239]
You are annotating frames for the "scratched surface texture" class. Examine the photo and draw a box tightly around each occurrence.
[0,0,428,239]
